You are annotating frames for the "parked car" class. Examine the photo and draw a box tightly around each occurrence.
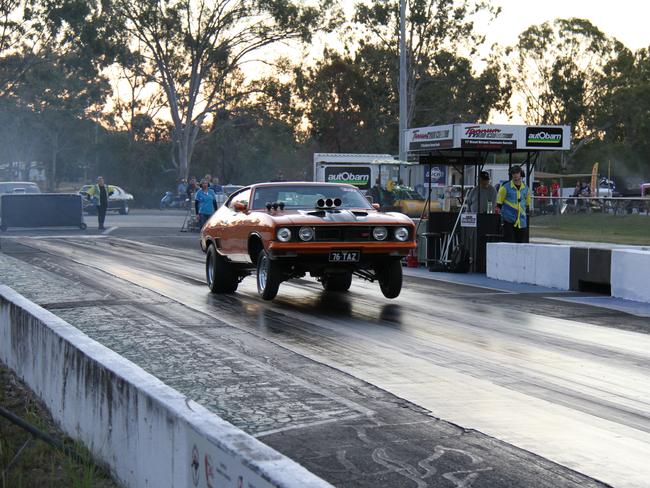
[79,185,134,215]
[0,181,41,194]
[0,181,41,214]
[200,182,416,300]
[214,184,244,208]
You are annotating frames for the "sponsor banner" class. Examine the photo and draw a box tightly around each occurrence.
[324,166,371,190]
[460,213,477,228]
[406,125,454,152]
[424,165,447,187]
[524,126,566,149]
[458,124,519,149]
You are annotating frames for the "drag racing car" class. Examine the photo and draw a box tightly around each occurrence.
[200,182,416,300]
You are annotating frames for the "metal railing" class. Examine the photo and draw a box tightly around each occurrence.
[531,195,650,216]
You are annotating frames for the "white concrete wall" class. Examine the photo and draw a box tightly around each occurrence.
[611,249,650,303]
[0,286,332,488]
[487,243,571,290]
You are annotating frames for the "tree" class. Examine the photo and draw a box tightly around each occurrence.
[295,45,398,153]
[591,46,650,180]
[508,18,625,140]
[354,0,503,127]
[9,47,110,189]
[111,0,333,179]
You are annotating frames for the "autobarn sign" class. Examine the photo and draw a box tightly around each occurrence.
[525,127,564,148]
[324,166,371,190]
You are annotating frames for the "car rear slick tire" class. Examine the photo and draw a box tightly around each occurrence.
[206,245,238,293]
[256,250,281,300]
[378,259,403,299]
[321,272,352,292]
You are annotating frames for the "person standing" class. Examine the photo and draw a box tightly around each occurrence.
[86,176,114,230]
[535,180,549,214]
[195,179,217,228]
[496,165,531,243]
[466,171,497,213]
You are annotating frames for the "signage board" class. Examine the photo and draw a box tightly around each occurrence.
[423,165,447,187]
[457,124,520,150]
[460,213,477,228]
[405,125,454,151]
[324,166,372,190]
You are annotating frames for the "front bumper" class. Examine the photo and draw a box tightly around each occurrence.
[267,241,416,258]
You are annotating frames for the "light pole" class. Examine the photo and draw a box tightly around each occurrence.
[398,0,407,162]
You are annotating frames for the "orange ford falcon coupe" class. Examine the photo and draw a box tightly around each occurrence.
[200,182,417,300]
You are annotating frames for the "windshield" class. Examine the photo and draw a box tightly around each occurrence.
[251,185,373,210]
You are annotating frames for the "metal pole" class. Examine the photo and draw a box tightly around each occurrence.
[398,0,407,162]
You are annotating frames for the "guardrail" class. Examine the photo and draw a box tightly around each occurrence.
[0,286,332,488]
[531,195,650,215]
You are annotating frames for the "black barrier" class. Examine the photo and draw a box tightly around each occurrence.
[0,194,87,231]
[427,212,501,273]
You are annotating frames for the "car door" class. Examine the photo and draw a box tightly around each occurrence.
[219,188,251,261]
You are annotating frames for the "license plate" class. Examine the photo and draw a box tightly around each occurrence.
[329,250,360,263]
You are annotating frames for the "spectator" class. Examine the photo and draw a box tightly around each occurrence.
[466,171,497,213]
[367,178,383,206]
[210,176,223,193]
[195,179,217,227]
[186,177,197,200]
[550,179,560,212]
[535,181,549,214]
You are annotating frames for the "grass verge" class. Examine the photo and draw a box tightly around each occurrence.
[0,362,119,488]
[531,213,650,246]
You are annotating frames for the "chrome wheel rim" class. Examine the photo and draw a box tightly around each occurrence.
[258,255,268,291]
[207,252,214,285]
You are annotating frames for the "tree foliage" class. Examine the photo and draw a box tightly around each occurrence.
[110,0,333,179]
[508,18,625,138]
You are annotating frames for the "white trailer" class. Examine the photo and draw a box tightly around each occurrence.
[313,153,401,193]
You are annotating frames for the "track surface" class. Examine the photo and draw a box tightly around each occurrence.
[1,228,649,488]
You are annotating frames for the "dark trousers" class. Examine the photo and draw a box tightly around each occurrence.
[502,221,528,243]
[98,205,107,229]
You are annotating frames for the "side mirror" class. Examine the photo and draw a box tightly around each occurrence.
[372,203,380,211]
[366,195,374,203]
[233,201,247,212]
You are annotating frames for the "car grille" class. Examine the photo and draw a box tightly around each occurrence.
[315,226,373,242]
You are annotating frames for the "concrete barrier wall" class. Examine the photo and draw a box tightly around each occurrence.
[486,243,571,290]
[0,286,331,488]
[611,249,650,303]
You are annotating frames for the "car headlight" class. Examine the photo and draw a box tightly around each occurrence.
[394,227,409,241]
[299,226,314,241]
[276,227,292,242]
[372,226,388,241]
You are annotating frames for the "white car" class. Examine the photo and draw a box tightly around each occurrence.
[79,185,134,215]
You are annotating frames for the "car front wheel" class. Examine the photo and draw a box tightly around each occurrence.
[321,272,352,292]
[206,245,238,293]
[119,202,129,215]
[377,259,403,299]
[256,250,281,300]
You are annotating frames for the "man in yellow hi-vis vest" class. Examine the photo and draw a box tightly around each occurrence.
[496,165,531,243]
[85,176,115,231]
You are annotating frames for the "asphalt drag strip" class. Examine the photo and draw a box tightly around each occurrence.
[0,236,634,487]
